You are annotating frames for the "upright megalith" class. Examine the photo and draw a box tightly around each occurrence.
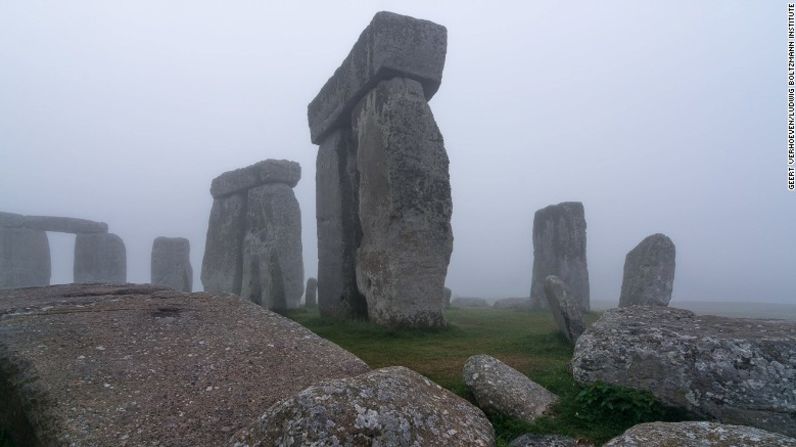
[619,233,676,307]
[308,12,452,328]
[0,227,51,288]
[530,202,589,310]
[201,159,304,311]
[151,237,192,292]
[305,277,318,307]
[74,233,126,284]
[543,275,585,344]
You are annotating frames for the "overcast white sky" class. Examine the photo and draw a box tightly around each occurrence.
[0,1,791,304]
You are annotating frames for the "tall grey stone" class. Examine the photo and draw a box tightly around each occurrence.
[315,129,367,319]
[352,77,452,328]
[74,233,126,284]
[619,233,676,307]
[444,287,452,307]
[0,227,50,288]
[543,275,585,344]
[530,202,589,310]
[240,183,304,311]
[307,11,447,144]
[305,277,317,307]
[151,237,192,292]
[21,215,108,234]
[201,193,246,294]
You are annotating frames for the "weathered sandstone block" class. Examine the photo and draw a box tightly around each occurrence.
[353,77,452,328]
[0,211,25,228]
[530,202,589,310]
[151,237,192,292]
[22,215,108,234]
[73,233,126,284]
[210,159,300,198]
[201,193,246,294]
[0,227,50,288]
[603,421,796,447]
[619,233,676,307]
[544,275,585,344]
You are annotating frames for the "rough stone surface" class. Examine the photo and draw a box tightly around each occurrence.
[618,233,676,307]
[353,77,452,328]
[21,215,108,234]
[571,306,796,437]
[73,233,126,284]
[444,287,452,307]
[308,11,447,144]
[452,297,489,308]
[315,128,367,319]
[151,237,193,292]
[530,202,589,310]
[509,434,588,447]
[304,277,317,307]
[210,159,301,198]
[0,227,50,289]
[0,284,369,447]
[602,421,796,447]
[543,276,585,344]
[493,297,533,311]
[201,193,246,294]
[0,211,25,228]
[463,354,558,424]
[232,366,495,447]
[241,184,304,311]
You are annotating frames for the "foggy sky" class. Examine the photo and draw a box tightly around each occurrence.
[1,1,791,304]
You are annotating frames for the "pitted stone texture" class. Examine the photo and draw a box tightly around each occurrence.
[241,184,304,311]
[463,355,558,424]
[202,194,246,294]
[353,77,452,329]
[308,11,447,144]
[232,366,495,447]
[22,215,108,234]
[0,211,25,228]
[493,297,533,311]
[0,284,369,447]
[452,297,489,308]
[602,421,796,447]
[509,434,588,447]
[544,276,585,344]
[571,306,796,437]
[0,227,50,289]
[530,202,589,310]
[151,237,193,292]
[305,277,317,307]
[618,234,676,307]
[73,233,126,284]
[210,159,301,198]
[315,129,367,319]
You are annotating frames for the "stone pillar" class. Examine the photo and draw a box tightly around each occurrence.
[619,233,676,307]
[0,227,51,288]
[74,233,126,284]
[151,237,192,292]
[305,277,318,307]
[201,193,246,294]
[530,202,590,311]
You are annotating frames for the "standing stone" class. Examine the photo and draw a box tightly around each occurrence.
[304,277,318,307]
[240,183,304,311]
[74,233,126,284]
[352,77,453,328]
[444,287,452,307]
[0,227,50,288]
[201,193,246,294]
[543,275,585,344]
[316,129,367,319]
[151,237,192,292]
[530,202,589,310]
[619,233,676,307]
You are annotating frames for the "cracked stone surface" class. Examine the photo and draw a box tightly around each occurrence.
[602,421,796,447]
[571,306,796,437]
[463,354,557,424]
[0,284,368,447]
[543,276,585,344]
[231,366,495,447]
[618,233,676,307]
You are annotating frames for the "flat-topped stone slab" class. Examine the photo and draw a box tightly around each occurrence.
[22,215,108,234]
[0,284,369,447]
[210,159,301,198]
[307,11,447,144]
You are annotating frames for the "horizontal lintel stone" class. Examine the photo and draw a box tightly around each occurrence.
[210,159,301,198]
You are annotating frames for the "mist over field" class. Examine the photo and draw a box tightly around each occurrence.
[0,1,790,305]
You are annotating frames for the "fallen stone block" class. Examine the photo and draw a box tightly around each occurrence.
[603,421,796,447]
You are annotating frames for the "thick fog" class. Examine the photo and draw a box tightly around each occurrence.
[0,2,790,304]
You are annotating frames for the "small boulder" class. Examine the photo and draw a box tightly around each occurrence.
[452,297,490,308]
[618,233,675,307]
[463,354,557,424]
[602,421,796,447]
[232,366,496,447]
[543,276,585,344]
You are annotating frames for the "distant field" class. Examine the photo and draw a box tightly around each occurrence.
[592,299,796,320]
[286,307,690,446]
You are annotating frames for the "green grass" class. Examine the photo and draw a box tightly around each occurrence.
[286,306,691,446]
